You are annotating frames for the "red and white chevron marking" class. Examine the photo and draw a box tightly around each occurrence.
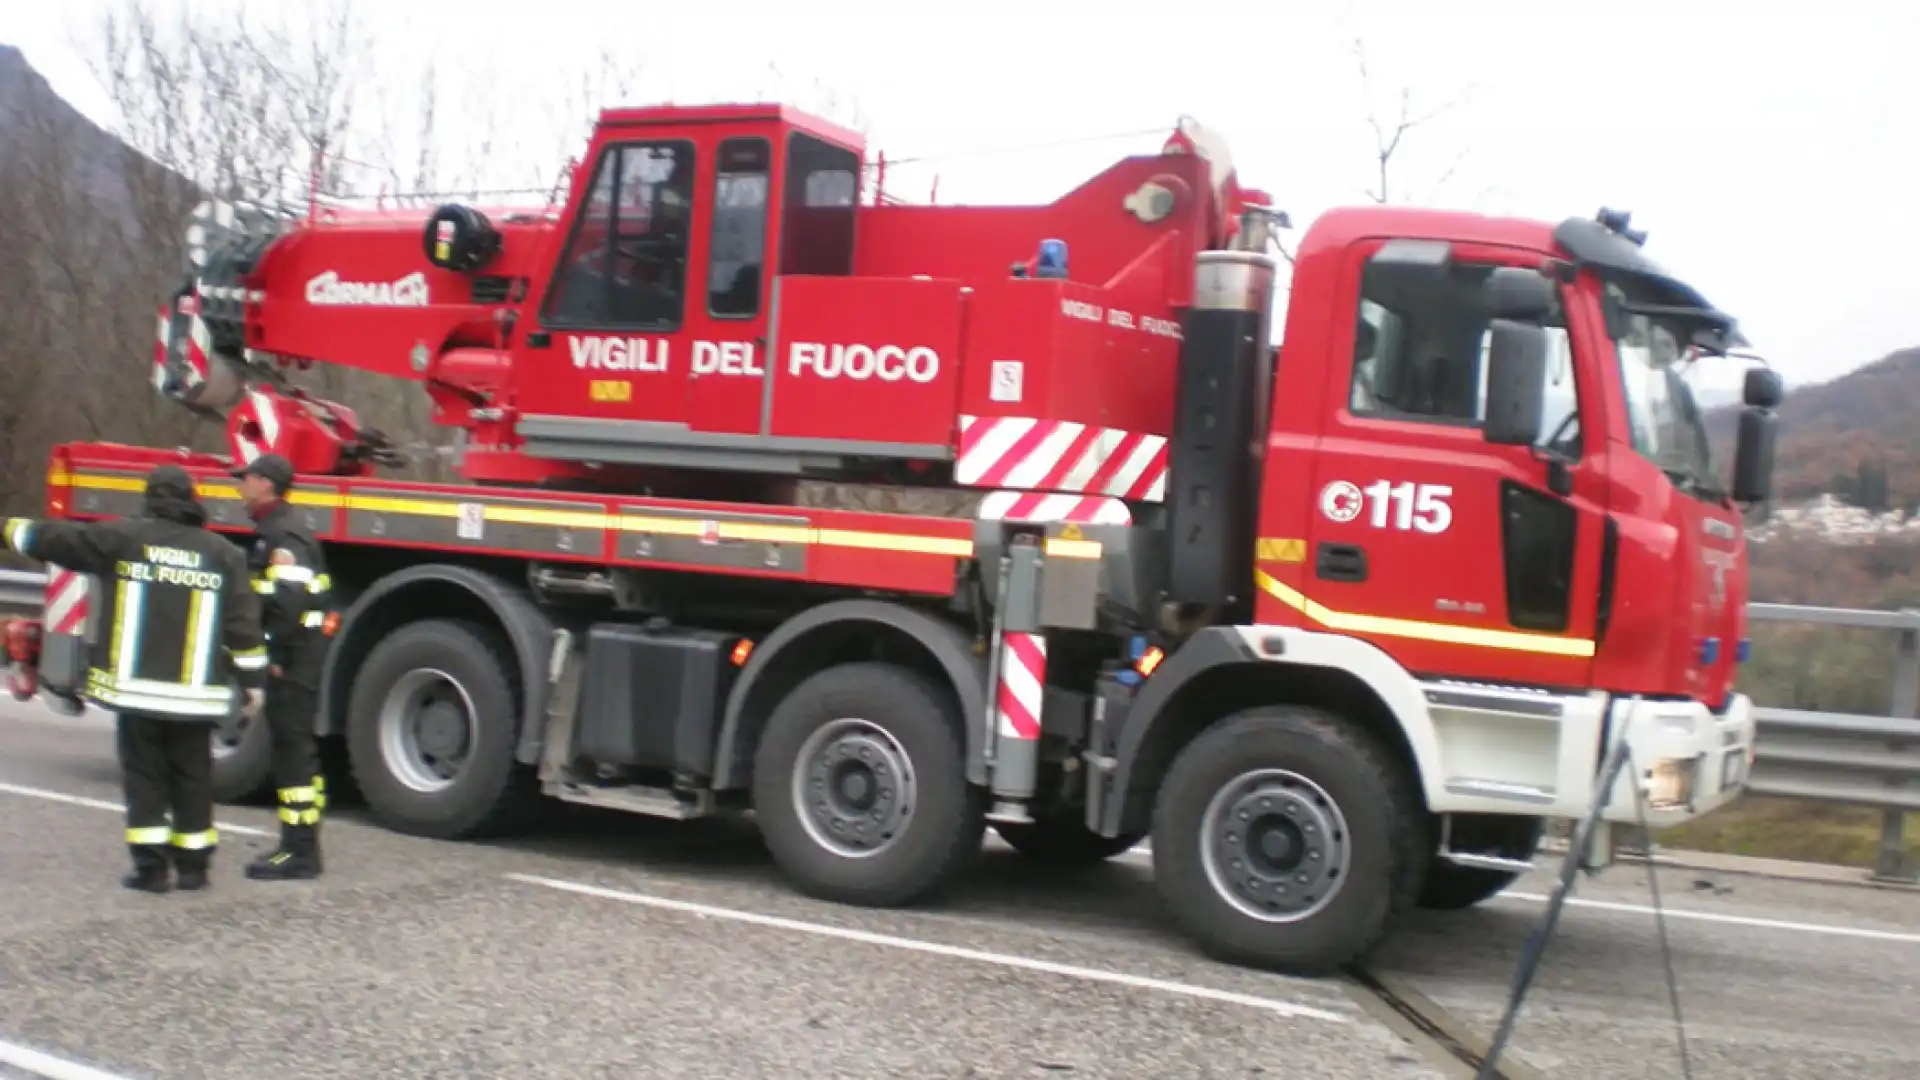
[995,631,1047,741]
[228,387,290,464]
[44,566,89,636]
[151,298,211,395]
[957,416,1168,502]
[976,490,1131,525]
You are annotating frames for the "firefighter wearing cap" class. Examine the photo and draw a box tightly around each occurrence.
[2,464,269,892]
[232,452,333,880]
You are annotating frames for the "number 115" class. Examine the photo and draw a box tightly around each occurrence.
[1363,481,1453,535]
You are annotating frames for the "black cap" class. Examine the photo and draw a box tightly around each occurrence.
[144,464,199,503]
[231,452,295,493]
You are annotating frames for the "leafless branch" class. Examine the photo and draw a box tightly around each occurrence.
[1350,36,1476,206]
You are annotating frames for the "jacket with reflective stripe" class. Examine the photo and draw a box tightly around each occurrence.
[4,514,268,719]
[245,500,331,686]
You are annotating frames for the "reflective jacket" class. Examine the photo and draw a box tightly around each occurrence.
[244,500,331,686]
[3,515,268,718]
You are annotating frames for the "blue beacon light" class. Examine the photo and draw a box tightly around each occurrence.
[1035,238,1069,279]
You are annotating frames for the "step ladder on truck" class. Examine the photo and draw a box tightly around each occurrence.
[6,105,1783,975]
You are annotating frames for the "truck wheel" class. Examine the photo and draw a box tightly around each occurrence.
[1151,705,1422,976]
[209,712,273,805]
[752,662,986,907]
[994,816,1146,865]
[345,618,538,840]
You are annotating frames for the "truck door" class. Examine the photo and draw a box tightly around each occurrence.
[1300,241,1605,688]
[688,135,775,435]
[521,139,698,428]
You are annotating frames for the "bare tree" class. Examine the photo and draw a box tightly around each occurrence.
[1349,36,1477,208]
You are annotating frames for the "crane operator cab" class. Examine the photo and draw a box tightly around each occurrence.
[510,105,867,460]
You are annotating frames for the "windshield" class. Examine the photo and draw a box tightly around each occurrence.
[1605,280,1721,496]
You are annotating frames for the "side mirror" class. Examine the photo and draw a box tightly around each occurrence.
[1743,367,1785,409]
[1484,320,1547,446]
[1731,407,1777,503]
[1483,267,1557,322]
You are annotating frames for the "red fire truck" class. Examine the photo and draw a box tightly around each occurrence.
[7,105,1780,975]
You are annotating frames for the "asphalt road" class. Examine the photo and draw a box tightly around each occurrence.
[0,700,1915,1080]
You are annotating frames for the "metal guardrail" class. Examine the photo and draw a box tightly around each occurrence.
[0,567,1913,878]
[0,568,42,613]
[1746,603,1920,884]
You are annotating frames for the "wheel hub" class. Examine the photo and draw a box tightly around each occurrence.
[792,718,917,859]
[416,702,469,759]
[377,668,478,794]
[1200,768,1352,923]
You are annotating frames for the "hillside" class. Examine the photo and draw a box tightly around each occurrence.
[1709,346,1920,515]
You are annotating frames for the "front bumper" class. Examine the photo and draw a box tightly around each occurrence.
[1598,692,1756,828]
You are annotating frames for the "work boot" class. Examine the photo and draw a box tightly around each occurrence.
[122,864,171,893]
[124,844,171,893]
[171,850,210,891]
[245,825,321,881]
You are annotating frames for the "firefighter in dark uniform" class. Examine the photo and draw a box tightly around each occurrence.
[2,465,269,892]
[231,453,332,880]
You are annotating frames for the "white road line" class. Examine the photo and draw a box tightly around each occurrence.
[505,872,1354,1024]
[1099,841,1920,944]
[0,781,273,838]
[1496,890,1920,944]
[0,1037,135,1080]
[6,776,1913,946]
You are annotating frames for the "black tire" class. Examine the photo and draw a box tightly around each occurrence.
[1417,864,1523,911]
[1417,815,1543,911]
[1151,705,1424,976]
[344,618,539,840]
[752,662,987,907]
[994,816,1146,865]
[208,712,273,805]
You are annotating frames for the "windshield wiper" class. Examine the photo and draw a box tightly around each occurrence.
[1662,466,1729,503]
[1661,467,1700,495]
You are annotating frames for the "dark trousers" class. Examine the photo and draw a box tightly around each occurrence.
[116,711,216,873]
[267,677,324,834]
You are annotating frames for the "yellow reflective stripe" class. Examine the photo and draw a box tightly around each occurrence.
[232,649,269,671]
[170,829,218,850]
[266,564,315,584]
[300,611,325,628]
[64,471,983,562]
[1043,537,1102,561]
[278,785,317,804]
[180,589,206,684]
[3,518,31,551]
[313,774,327,810]
[253,579,275,595]
[108,579,127,674]
[1253,570,1596,659]
[311,573,331,594]
[86,670,235,704]
[278,806,321,825]
[126,826,171,845]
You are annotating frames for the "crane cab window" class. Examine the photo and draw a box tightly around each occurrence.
[708,137,771,318]
[543,140,696,331]
[1348,260,1580,457]
[779,133,859,277]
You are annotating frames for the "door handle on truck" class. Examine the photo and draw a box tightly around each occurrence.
[1315,543,1368,583]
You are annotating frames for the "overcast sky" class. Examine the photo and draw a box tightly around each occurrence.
[4,0,1915,392]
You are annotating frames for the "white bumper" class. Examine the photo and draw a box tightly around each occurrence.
[1596,692,1757,828]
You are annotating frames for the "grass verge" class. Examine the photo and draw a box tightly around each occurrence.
[1652,795,1918,870]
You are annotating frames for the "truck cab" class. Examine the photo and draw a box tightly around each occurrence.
[1100,203,1776,966]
